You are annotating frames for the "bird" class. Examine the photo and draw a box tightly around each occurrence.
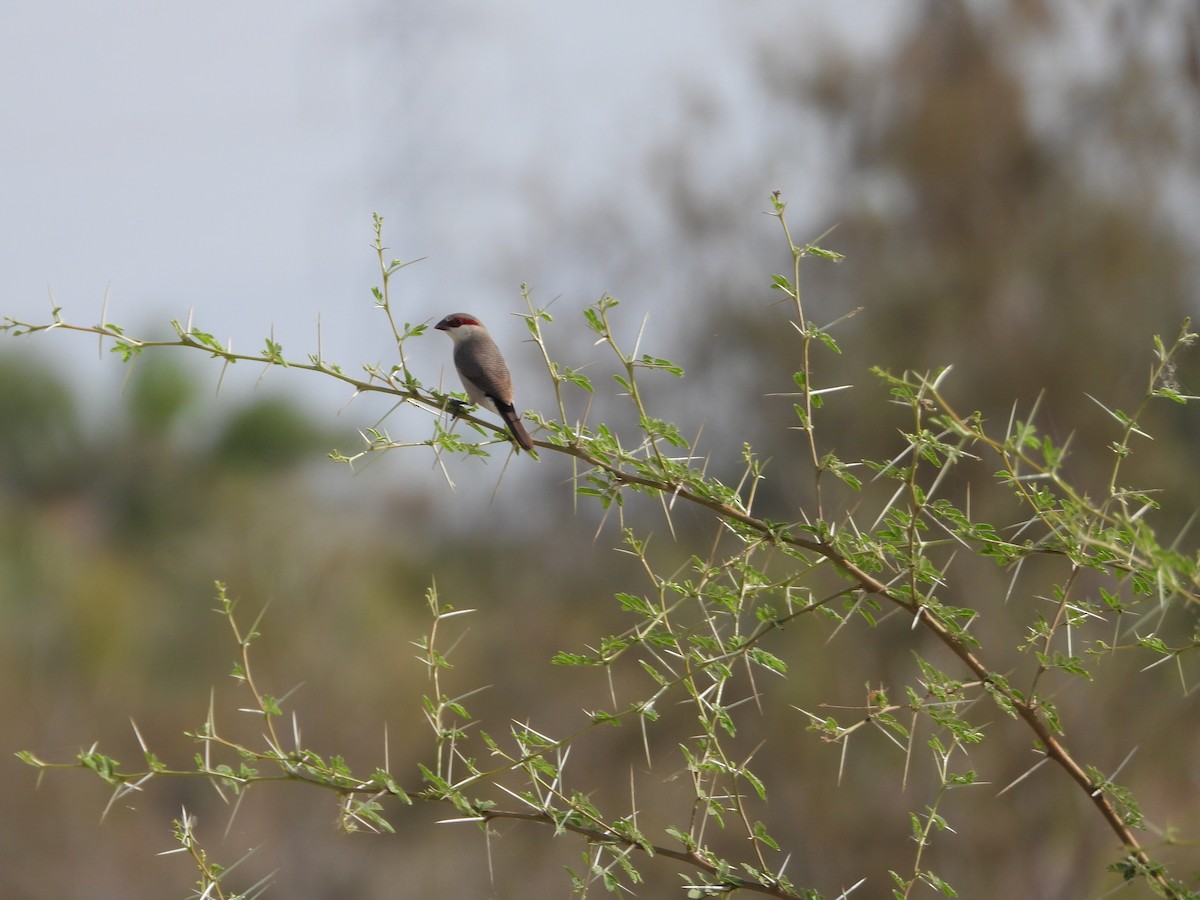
[435,312,535,452]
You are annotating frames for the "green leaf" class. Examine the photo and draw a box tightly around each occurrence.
[552,651,600,666]
[748,648,788,675]
[770,274,795,295]
[803,243,845,262]
[751,820,779,851]
[262,338,286,365]
[637,354,684,376]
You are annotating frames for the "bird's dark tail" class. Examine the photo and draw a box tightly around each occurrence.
[496,401,535,452]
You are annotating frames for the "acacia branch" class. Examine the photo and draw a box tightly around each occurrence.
[5,306,1187,896]
[553,436,1177,895]
[474,807,794,898]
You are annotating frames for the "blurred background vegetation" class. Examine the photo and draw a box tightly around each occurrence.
[3,3,1200,897]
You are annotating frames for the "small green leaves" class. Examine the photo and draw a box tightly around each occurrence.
[555,364,594,392]
[637,354,684,376]
[820,452,862,490]
[261,338,285,364]
[802,243,845,262]
[171,319,226,354]
[751,820,779,850]
[79,748,122,785]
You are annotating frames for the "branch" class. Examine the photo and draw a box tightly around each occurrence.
[473,807,794,898]
[550,436,1180,896]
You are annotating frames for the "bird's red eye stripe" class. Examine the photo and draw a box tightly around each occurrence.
[437,314,481,329]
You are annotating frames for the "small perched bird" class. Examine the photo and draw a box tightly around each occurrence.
[435,312,535,451]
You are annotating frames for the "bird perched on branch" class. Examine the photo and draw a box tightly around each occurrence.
[435,312,535,452]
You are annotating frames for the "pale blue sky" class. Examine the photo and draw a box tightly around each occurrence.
[1,2,903,421]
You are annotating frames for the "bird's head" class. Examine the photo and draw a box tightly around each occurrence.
[435,313,487,343]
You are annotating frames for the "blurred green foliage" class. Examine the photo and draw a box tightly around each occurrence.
[0,353,82,498]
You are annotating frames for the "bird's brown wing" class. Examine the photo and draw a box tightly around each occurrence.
[454,339,513,403]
